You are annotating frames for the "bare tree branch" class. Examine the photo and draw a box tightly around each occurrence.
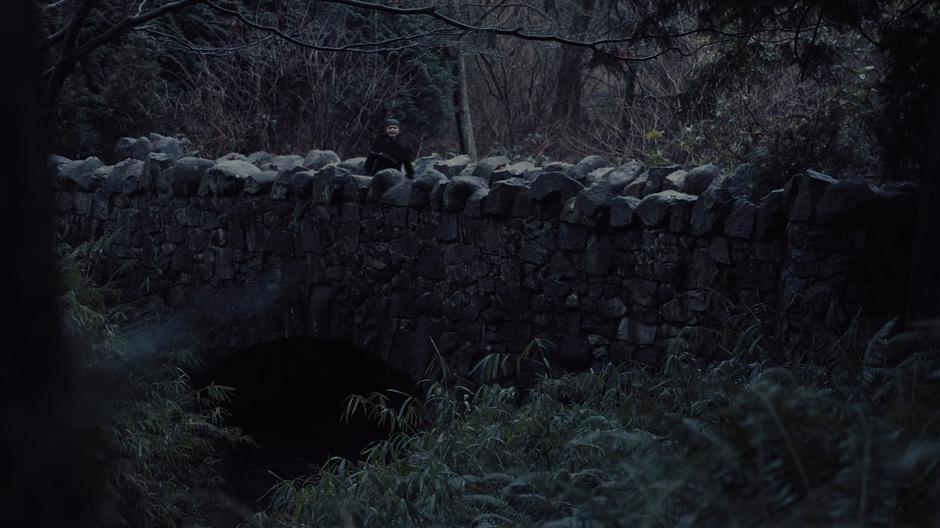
[36,0,849,118]
[141,26,277,55]
[205,1,456,53]
[41,25,69,52]
[317,0,648,57]
[42,0,98,108]
[68,0,205,64]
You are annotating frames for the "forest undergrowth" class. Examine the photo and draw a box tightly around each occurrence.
[252,318,940,527]
[61,239,940,527]
[60,238,249,528]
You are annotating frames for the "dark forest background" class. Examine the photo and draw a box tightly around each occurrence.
[40,0,891,179]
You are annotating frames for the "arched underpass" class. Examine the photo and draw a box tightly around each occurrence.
[199,337,414,512]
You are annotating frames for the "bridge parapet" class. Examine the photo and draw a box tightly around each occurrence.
[52,145,915,380]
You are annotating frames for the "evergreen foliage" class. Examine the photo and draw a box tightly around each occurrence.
[59,238,249,528]
[43,1,458,159]
[250,311,940,527]
[54,40,164,158]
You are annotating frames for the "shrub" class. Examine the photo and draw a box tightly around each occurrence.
[59,239,248,528]
[252,317,940,527]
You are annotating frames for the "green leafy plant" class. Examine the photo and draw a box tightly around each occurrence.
[59,240,249,528]
[251,313,940,527]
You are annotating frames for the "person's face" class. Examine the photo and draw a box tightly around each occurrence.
[385,125,400,138]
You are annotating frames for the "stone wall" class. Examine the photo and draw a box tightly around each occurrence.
[51,135,915,381]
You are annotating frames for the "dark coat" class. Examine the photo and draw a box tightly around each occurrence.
[365,134,414,177]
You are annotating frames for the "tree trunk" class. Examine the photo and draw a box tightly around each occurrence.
[1,2,100,526]
[618,64,638,135]
[551,0,594,125]
[451,45,479,160]
[41,0,98,119]
[906,56,940,321]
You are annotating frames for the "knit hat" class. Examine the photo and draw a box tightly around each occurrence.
[384,118,401,127]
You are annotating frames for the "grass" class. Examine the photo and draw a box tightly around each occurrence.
[250,318,940,528]
[60,238,249,528]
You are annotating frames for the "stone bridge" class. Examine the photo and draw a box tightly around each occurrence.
[52,135,915,381]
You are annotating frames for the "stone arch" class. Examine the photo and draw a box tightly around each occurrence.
[200,336,414,504]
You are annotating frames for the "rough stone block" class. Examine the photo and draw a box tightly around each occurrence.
[202,159,260,197]
[161,157,214,196]
[285,169,315,199]
[349,176,372,202]
[107,159,146,195]
[721,163,758,200]
[609,196,640,227]
[366,168,406,203]
[707,237,731,264]
[114,136,152,161]
[754,187,787,239]
[661,169,688,192]
[433,213,459,242]
[310,172,344,205]
[482,178,529,217]
[643,165,682,196]
[623,172,648,198]
[415,247,445,280]
[581,235,613,275]
[443,176,486,212]
[790,169,837,223]
[243,170,277,196]
[528,171,584,212]
[59,157,106,191]
[521,240,551,265]
[598,297,627,318]
[571,182,613,226]
[690,187,733,236]
[148,133,191,161]
[725,198,756,238]
[216,152,248,163]
[815,181,882,228]
[668,194,696,233]
[490,161,536,184]
[263,154,305,172]
[143,152,175,192]
[246,151,273,167]
[636,190,697,228]
[433,155,471,177]
[606,159,644,190]
[787,248,819,277]
[686,248,720,288]
[339,157,367,174]
[573,155,608,180]
[624,278,658,307]
[617,317,657,345]
[463,188,489,217]
[585,166,614,186]
[682,164,720,195]
[303,149,341,170]
[559,222,589,252]
[380,179,414,207]
[471,155,510,181]
[411,169,448,207]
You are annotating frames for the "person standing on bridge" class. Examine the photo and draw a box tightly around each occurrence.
[364,118,415,178]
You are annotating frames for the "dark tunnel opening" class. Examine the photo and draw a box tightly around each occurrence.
[199,337,415,511]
